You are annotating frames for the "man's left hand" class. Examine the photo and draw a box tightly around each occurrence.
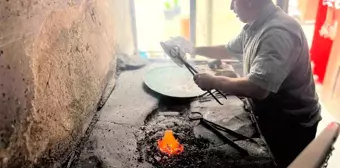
[193,73,217,90]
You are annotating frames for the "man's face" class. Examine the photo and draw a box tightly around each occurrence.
[230,0,253,23]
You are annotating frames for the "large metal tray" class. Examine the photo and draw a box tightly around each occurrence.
[143,65,205,98]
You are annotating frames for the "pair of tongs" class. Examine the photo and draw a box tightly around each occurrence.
[189,112,258,155]
[198,90,227,103]
[168,46,227,105]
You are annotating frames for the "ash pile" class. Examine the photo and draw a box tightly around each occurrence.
[136,96,275,168]
[137,115,209,168]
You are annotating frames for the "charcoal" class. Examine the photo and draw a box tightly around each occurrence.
[136,114,274,168]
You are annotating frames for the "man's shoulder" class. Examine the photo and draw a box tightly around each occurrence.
[258,12,305,45]
[266,11,303,35]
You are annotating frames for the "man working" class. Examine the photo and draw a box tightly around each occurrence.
[193,0,321,167]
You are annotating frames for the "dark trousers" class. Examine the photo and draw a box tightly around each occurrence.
[258,118,319,167]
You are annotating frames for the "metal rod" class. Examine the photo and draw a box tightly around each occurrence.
[190,0,197,58]
[185,64,196,76]
[182,62,223,105]
[206,90,223,105]
[199,91,227,100]
[244,99,278,166]
[180,56,227,104]
[183,61,198,73]
[129,0,139,54]
[203,119,258,144]
[201,119,249,155]
[214,90,228,99]
[172,46,225,105]
[207,0,213,45]
[181,61,224,101]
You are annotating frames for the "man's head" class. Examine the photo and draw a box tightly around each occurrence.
[230,0,272,23]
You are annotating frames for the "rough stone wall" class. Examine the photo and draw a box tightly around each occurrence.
[0,0,117,167]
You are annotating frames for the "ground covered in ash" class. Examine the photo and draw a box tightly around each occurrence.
[67,63,275,168]
[137,115,210,168]
[136,113,275,168]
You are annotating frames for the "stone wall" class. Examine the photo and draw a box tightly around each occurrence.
[0,0,118,167]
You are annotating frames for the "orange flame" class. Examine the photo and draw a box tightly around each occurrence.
[157,130,184,155]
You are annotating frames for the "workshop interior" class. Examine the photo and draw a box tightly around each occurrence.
[1,0,340,168]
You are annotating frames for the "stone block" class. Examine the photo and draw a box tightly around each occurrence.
[0,0,117,167]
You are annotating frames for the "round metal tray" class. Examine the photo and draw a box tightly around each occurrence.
[144,65,205,98]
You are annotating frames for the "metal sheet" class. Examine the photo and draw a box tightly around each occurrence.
[144,66,205,98]
[160,42,184,67]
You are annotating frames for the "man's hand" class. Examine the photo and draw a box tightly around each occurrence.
[193,73,217,90]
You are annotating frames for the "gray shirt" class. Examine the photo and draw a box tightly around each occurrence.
[226,3,321,127]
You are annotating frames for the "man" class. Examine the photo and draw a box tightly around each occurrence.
[193,0,321,167]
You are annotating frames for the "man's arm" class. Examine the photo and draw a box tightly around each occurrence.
[194,73,269,100]
[194,31,245,60]
[194,28,299,100]
[195,45,233,60]
[212,76,269,100]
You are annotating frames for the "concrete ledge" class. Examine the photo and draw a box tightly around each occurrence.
[99,64,159,126]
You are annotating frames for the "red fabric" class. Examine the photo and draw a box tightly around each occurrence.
[310,0,334,83]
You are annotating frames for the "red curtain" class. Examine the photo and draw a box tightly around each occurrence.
[310,0,334,83]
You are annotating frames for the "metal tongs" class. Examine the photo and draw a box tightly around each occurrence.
[189,112,259,155]
[164,45,227,105]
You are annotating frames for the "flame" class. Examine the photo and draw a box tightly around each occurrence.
[157,130,184,155]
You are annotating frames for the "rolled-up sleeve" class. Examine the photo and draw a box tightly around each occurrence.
[225,31,245,59]
[247,29,300,93]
